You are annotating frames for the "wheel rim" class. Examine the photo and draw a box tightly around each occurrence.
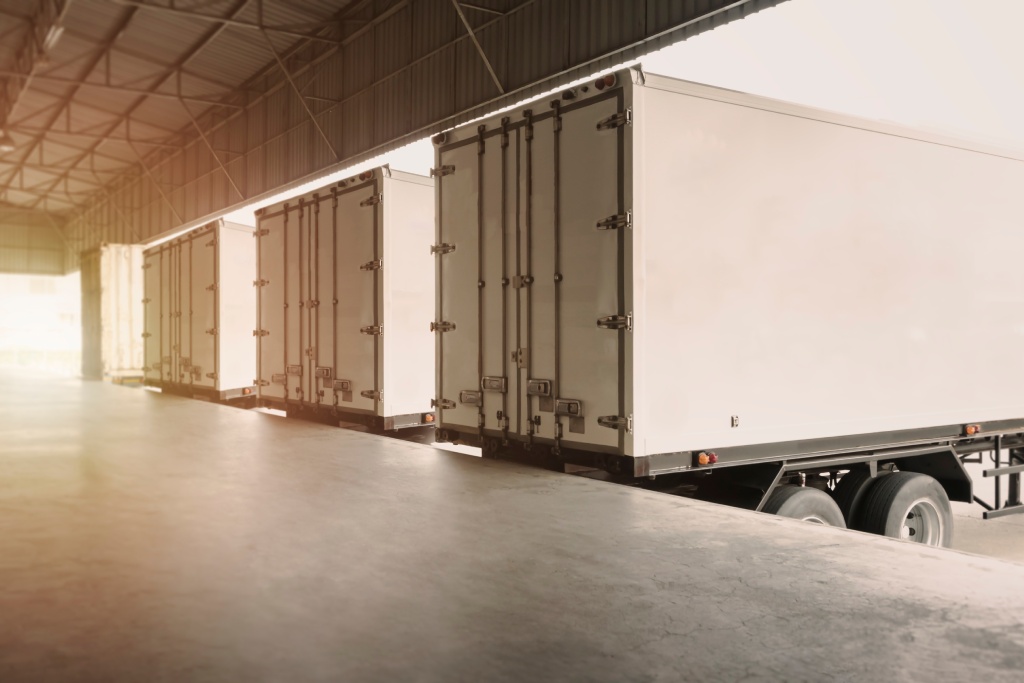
[899,497,944,545]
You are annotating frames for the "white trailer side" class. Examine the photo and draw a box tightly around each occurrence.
[433,67,1024,496]
[255,166,435,430]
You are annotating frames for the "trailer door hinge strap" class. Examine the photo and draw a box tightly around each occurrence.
[206,328,218,335]
[360,194,382,207]
[430,164,455,178]
[254,228,269,237]
[252,329,269,337]
[596,313,632,331]
[142,297,151,304]
[253,279,270,287]
[597,415,633,433]
[206,284,217,291]
[431,398,457,410]
[141,332,152,338]
[361,390,382,401]
[256,379,270,387]
[596,211,631,230]
[360,259,382,271]
[142,263,152,269]
[360,325,383,336]
[206,372,218,380]
[596,108,632,131]
[430,321,456,333]
[205,239,217,247]
[431,243,456,255]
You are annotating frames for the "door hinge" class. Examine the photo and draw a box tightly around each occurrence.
[597,313,632,331]
[360,259,382,271]
[142,263,152,270]
[206,328,218,335]
[431,243,456,255]
[596,108,632,131]
[142,297,151,304]
[141,332,152,338]
[256,379,270,387]
[252,329,270,337]
[360,193,382,207]
[512,347,528,369]
[431,398,456,410]
[206,372,218,380]
[598,415,633,434]
[430,164,455,178]
[205,239,217,247]
[430,321,456,333]
[360,325,383,336]
[596,211,631,230]
[255,228,269,237]
[253,279,270,287]
[361,389,382,401]
[206,284,217,291]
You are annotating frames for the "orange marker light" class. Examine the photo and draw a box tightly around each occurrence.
[697,452,710,466]
[965,424,981,436]
[425,413,435,423]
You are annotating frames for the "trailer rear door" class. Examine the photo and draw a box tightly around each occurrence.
[436,89,628,451]
[143,249,161,383]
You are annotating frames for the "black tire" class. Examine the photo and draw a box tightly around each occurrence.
[762,485,847,528]
[831,468,877,527]
[857,472,952,547]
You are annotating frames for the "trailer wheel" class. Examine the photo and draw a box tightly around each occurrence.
[831,468,877,527]
[762,486,846,527]
[857,472,952,547]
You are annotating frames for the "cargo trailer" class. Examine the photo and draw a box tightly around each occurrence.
[142,220,256,405]
[255,166,435,431]
[80,244,144,382]
[431,67,1024,545]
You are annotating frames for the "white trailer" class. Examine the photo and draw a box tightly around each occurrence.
[80,243,145,382]
[255,166,435,431]
[142,220,256,404]
[432,67,1024,545]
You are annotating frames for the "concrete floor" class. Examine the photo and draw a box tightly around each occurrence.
[3,370,1024,681]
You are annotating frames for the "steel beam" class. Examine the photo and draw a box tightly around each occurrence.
[109,0,344,45]
[0,70,243,109]
[451,0,504,94]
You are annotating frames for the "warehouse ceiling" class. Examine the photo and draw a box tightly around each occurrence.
[0,0,353,214]
[0,0,786,272]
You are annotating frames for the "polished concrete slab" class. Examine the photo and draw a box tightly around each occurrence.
[2,369,1024,682]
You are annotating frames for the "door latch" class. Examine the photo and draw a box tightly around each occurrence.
[596,313,632,331]
[598,415,633,433]
[596,211,631,230]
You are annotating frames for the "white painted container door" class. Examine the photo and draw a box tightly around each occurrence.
[436,94,627,451]
[435,141,486,435]
[191,232,217,388]
[256,208,288,402]
[328,181,381,415]
[143,250,162,383]
[524,94,628,452]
